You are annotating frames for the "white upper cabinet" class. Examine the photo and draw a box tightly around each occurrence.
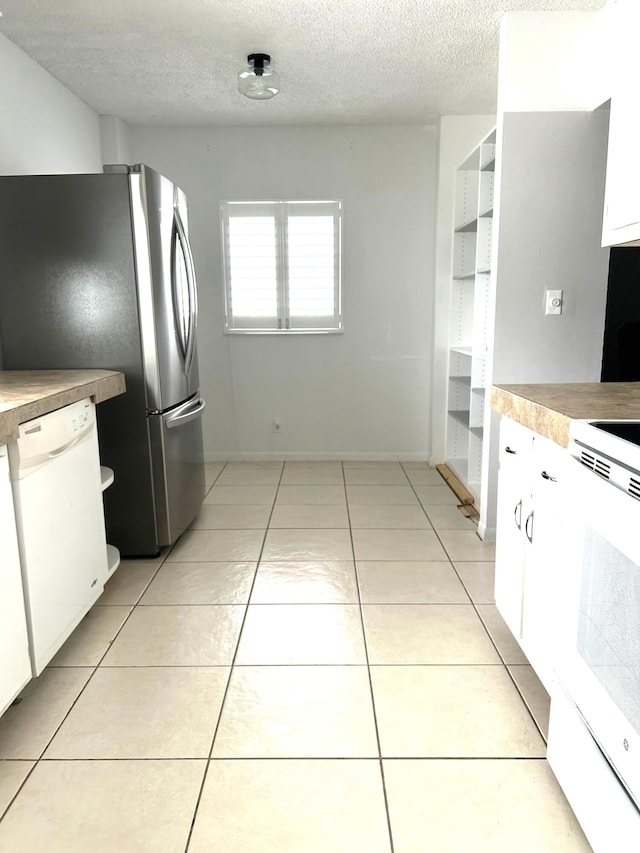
[602,90,640,247]
[602,4,640,249]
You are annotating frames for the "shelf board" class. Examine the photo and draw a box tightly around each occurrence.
[451,347,487,361]
[471,386,485,395]
[106,544,121,574]
[100,466,115,492]
[470,425,484,437]
[479,205,493,218]
[476,265,491,275]
[450,375,471,387]
[449,409,470,428]
[481,157,496,172]
[459,148,481,171]
[453,269,475,281]
[455,218,478,234]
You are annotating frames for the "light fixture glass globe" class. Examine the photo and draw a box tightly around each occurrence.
[238,54,280,100]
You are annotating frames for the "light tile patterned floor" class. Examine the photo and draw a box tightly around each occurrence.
[0,461,592,852]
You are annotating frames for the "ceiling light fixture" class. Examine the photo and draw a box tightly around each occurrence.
[238,53,280,100]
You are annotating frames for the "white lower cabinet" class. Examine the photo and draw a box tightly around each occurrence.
[521,433,569,690]
[494,418,531,640]
[0,446,31,715]
[494,417,568,692]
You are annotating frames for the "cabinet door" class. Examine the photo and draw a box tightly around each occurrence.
[520,435,569,692]
[602,90,640,247]
[0,449,31,715]
[494,419,532,639]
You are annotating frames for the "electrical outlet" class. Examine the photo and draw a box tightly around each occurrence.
[272,418,282,433]
[545,289,563,316]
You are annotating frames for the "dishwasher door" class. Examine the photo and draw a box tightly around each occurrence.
[0,446,31,711]
[9,399,108,675]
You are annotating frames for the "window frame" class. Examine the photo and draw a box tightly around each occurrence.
[220,199,343,335]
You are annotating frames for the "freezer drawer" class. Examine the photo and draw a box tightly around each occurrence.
[148,396,206,545]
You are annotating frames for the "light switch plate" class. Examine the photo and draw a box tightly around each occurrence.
[545,289,563,315]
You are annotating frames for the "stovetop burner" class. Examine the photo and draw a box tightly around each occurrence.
[591,421,640,447]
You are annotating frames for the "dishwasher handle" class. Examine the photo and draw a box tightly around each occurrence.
[10,423,95,480]
[48,434,84,458]
[165,397,206,430]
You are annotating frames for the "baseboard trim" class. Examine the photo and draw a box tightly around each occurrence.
[477,522,496,542]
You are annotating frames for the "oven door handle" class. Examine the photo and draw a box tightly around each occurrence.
[525,510,534,543]
[514,499,523,530]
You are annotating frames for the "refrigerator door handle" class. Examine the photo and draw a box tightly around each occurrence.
[173,208,198,377]
[165,397,206,430]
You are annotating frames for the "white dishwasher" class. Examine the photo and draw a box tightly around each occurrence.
[0,444,32,712]
[9,398,108,675]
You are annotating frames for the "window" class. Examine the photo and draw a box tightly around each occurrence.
[220,200,342,333]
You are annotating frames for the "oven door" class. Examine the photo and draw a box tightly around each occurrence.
[556,454,640,808]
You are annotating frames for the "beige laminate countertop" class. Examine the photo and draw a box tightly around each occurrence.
[491,381,640,447]
[0,369,126,444]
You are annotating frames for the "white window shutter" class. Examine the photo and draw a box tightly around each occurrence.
[221,203,280,330]
[285,201,341,330]
[221,199,342,333]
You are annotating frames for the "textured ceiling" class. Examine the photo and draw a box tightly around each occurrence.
[1,0,605,126]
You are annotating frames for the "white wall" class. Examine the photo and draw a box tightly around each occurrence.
[430,115,496,465]
[130,125,437,460]
[99,116,133,166]
[0,33,102,175]
[490,111,610,386]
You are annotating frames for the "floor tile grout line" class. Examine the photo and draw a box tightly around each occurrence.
[47,662,510,669]
[343,462,396,853]
[22,754,551,763]
[1,461,542,843]
[448,560,549,743]
[165,554,487,563]
[396,473,551,812]
[0,548,175,826]
[501,666,549,745]
[1,459,224,827]
[97,600,502,608]
[0,754,553,762]
[199,459,228,505]
[182,461,286,852]
[1,462,227,826]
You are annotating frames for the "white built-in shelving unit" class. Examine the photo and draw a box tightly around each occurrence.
[446,129,496,501]
[439,112,611,540]
[101,466,121,575]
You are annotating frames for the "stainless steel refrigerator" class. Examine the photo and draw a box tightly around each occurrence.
[0,164,206,556]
